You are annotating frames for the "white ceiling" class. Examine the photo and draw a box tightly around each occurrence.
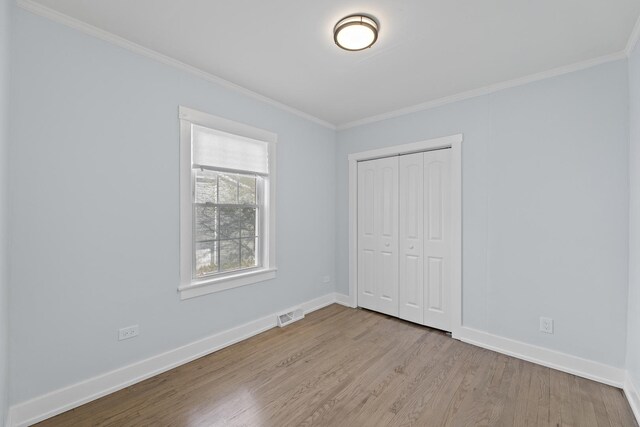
[27,0,640,127]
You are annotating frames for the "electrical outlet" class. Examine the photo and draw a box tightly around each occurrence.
[118,325,139,341]
[322,275,331,284]
[539,317,553,334]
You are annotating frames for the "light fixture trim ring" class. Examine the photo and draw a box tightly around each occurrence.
[333,14,379,51]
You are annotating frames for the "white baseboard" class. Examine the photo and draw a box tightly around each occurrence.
[8,292,341,427]
[291,292,337,315]
[625,373,640,425]
[456,327,625,388]
[335,293,356,308]
[10,296,632,427]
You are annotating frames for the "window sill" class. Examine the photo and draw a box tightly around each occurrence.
[178,268,277,300]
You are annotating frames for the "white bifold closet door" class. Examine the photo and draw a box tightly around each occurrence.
[421,149,452,331]
[357,156,399,317]
[398,152,424,324]
[358,149,452,332]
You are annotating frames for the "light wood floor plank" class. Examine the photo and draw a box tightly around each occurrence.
[35,305,638,427]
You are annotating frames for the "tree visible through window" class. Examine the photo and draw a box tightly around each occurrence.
[194,169,261,278]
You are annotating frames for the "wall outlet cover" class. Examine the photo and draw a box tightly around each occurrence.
[539,317,553,334]
[119,325,139,341]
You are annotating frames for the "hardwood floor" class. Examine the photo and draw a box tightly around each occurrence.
[37,304,637,427]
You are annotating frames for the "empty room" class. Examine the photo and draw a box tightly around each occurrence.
[1,0,640,426]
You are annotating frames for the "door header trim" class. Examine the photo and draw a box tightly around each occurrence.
[348,134,462,163]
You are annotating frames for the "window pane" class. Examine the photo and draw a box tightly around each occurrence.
[192,168,260,278]
[194,206,217,241]
[194,169,217,204]
[218,173,238,204]
[219,207,240,239]
[241,238,257,268]
[220,207,256,239]
[195,242,217,277]
[238,175,256,204]
[220,239,240,272]
[239,208,256,237]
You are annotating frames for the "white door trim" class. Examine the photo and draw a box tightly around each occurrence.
[348,134,463,336]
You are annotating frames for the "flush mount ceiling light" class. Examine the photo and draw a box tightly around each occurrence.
[334,14,379,51]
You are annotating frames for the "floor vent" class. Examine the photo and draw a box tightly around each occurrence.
[277,308,304,327]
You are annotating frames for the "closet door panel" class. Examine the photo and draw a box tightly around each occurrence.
[426,256,444,311]
[399,153,424,324]
[423,149,452,331]
[357,157,399,316]
[358,162,378,310]
[375,157,399,316]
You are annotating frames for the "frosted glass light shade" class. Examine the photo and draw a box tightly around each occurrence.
[334,15,378,51]
[192,124,269,175]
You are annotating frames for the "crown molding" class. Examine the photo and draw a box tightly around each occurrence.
[336,50,628,130]
[626,14,640,57]
[16,0,640,133]
[15,0,336,130]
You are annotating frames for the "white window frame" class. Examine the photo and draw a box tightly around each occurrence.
[178,106,277,300]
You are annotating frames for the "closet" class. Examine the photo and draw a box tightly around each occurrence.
[357,149,453,332]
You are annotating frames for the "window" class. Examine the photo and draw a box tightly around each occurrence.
[179,107,276,299]
[194,169,259,277]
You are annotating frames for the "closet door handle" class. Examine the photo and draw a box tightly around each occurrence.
[385,242,390,247]
[409,245,414,249]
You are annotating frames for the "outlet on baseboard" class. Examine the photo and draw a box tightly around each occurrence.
[539,317,553,334]
[119,325,139,341]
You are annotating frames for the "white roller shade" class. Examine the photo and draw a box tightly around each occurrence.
[192,124,269,175]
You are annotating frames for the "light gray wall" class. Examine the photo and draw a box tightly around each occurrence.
[9,9,336,404]
[0,0,10,423]
[337,60,630,367]
[627,41,640,393]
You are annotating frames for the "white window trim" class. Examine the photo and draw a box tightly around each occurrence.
[178,106,277,300]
